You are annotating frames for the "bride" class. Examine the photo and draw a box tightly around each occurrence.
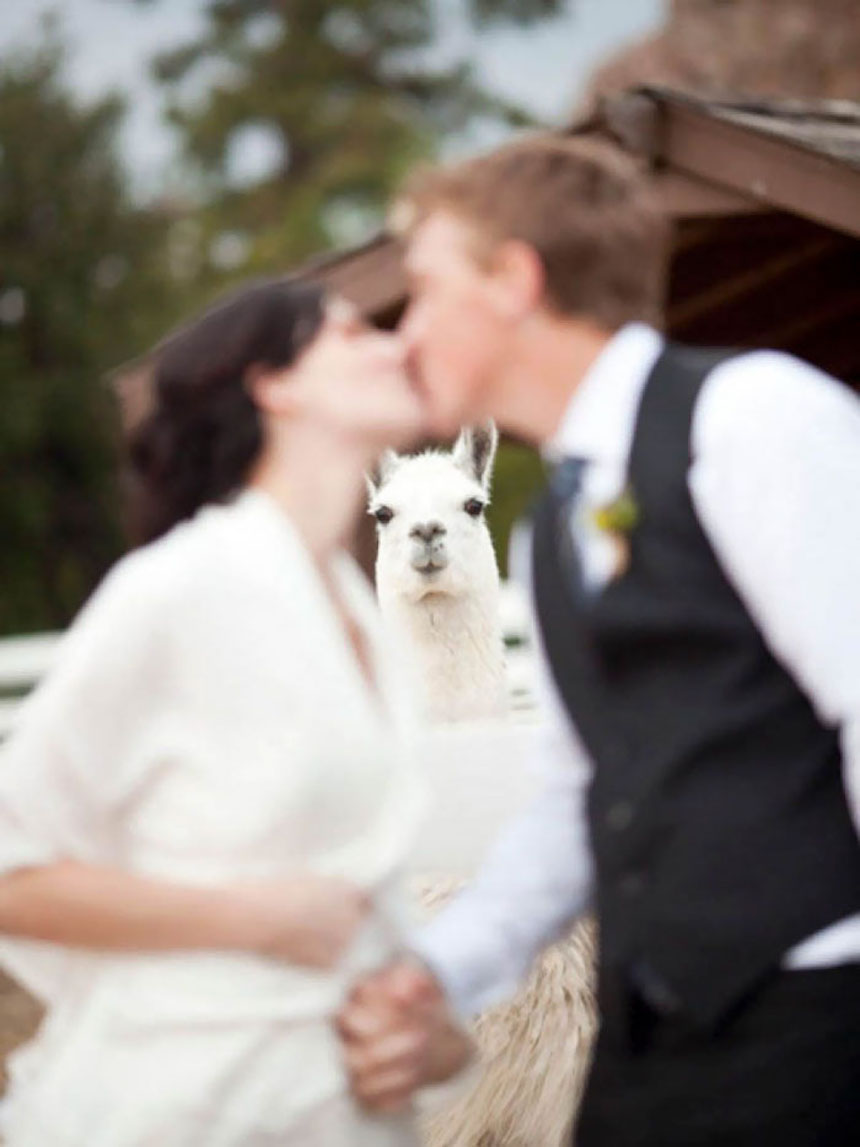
[0,279,468,1145]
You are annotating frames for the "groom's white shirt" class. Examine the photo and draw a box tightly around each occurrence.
[414,323,860,1018]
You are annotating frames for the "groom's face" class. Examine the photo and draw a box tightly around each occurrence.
[399,211,513,438]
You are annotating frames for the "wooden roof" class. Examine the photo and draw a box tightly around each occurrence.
[602,87,860,239]
[301,86,860,388]
[112,86,860,410]
[697,98,860,169]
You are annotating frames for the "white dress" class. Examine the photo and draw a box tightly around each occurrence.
[0,490,425,1146]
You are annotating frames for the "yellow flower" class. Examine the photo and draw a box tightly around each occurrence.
[590,486,639,536]
[590,486,639,581]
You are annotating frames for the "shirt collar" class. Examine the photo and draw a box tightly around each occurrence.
[545,323,664,467]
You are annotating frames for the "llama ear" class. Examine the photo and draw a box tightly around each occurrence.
[453,421,498,490]
[366,449,401,500]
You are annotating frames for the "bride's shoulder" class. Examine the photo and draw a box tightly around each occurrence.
[90,492,321,650]
[76,501,243,627]
[144,491,308,612]
[122,492,266,579]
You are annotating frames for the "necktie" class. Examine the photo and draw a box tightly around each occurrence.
[547,456,589,597]
[548,455,588,506]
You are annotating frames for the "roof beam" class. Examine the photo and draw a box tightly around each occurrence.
[667,235,836,329]
[752,287,860,353]
[655,169,766,219]
[303,235,406,321]
[605,92,860,241]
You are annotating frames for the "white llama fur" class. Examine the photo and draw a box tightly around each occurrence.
[368,425,598,1147]
[369,424,507,722]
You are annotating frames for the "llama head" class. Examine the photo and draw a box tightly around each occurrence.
[368,422,500,608]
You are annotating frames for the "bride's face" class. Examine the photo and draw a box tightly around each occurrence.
[273,298,426,458]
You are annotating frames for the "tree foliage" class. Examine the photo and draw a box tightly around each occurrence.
[137,0,567,275]
[2,3,570,633]
[132,1,565,571]
[0,32,183,633]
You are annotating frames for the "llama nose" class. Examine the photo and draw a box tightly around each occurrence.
[410,521,446,544]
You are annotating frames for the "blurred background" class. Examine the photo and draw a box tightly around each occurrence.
[2,0,859,638]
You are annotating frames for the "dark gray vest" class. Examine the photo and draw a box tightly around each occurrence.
[531,343,860,1031]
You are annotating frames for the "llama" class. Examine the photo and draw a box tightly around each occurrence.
[368,424,597,1147]
[368,424,507,723]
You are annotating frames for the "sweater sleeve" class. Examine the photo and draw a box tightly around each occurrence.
[0,550,171,876]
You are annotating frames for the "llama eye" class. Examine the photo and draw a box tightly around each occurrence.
[373,505,394,526]
[464,498,485,518]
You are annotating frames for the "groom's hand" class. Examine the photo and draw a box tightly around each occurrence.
[336,959,472,1113]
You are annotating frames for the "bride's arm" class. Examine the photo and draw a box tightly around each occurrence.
[0,860,368,969]
[0,539,372,970]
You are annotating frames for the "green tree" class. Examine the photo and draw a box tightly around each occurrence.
[133,1,567,569]
[136,0,568,276]
[0,31,183,634]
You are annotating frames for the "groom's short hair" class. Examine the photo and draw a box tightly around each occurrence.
[395,135,669,330]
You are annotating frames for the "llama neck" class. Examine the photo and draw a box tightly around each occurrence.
[384,589,507,723]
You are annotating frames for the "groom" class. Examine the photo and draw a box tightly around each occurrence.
[337,136,860,1145]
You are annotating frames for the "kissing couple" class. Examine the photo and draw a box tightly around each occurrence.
[1,133,859,1147]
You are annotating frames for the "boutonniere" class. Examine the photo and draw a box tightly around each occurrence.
[589,486,639,580]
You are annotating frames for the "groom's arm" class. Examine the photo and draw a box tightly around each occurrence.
[339,533,595,1110]
[411,714,593,1018]
[339,714,593,1113]
[408,523,595,1018]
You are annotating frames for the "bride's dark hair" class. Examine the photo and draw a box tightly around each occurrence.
[125,278,325,545]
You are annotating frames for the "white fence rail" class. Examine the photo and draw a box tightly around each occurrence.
[498,582,540,714]
[0,583,538,740]
[0,632,62,740]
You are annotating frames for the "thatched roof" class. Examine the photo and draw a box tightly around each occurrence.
[584,0,860,112]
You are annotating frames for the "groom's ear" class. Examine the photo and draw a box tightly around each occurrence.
[488,239,546,319]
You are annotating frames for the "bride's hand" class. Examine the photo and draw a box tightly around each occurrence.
[240,876,371,970]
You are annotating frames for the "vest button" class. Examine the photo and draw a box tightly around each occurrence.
[603,733,632,767]
[619,871,644,897]
[606,802,634,831]
[630,960,682,1016]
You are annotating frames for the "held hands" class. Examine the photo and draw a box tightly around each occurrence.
[336,959,473,1113]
